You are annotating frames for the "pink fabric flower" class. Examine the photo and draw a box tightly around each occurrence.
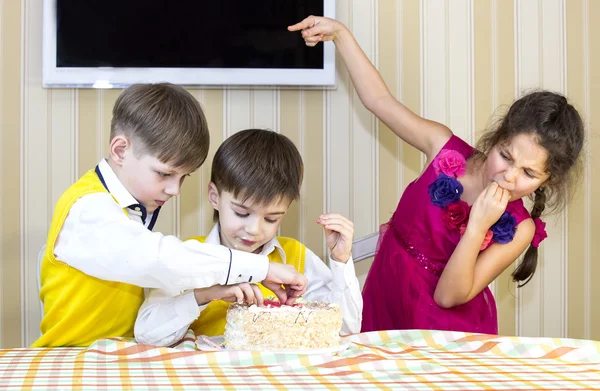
[433,150,467,178]
[459,224,494,251]
[442,200,470,231]
[531,217,547,248]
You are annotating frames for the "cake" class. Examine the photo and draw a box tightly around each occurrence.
[223,298,343,350]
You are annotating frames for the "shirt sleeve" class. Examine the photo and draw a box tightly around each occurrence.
[134,288,203,346]
[53,193,269,290]
[301,248,363,334]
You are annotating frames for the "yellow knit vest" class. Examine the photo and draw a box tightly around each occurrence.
[188,235,306,336]
[31,168,144,347]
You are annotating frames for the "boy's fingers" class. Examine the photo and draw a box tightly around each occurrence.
[323,223,349,236]
[239,283,255,305]
[322,221,354,237]
[262,282,288,304]
[252,285,264,306]
[319,213,353,223]
[232,287,244,304]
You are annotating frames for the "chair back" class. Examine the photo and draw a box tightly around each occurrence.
[351,232,379,262]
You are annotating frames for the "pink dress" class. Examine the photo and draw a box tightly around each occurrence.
[361,135,530,334]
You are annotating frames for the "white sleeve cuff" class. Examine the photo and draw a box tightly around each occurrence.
[225,248,269,285]
[176,290,203,318]
[328,255,358,289]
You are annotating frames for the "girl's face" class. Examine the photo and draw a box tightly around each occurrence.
[208,183,290,254]
[482,133,550,201]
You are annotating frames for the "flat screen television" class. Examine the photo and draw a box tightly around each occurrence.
[42,0,336,88]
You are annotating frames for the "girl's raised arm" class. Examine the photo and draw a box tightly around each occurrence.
[289,16,451,159]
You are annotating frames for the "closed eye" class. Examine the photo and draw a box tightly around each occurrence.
[499,151,511,161]
[265,218,278,224]
[234,211,249,218]
[524,170,536,179]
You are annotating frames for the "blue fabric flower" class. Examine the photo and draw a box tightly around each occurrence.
[490,211,517,244]
[428,174,463,207]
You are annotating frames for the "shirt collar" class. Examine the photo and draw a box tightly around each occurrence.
[96,158,161,229]
[97,158,140,209]
[207,223,287,263]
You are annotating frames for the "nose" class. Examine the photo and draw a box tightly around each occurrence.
[503,166,518,183]
[164,180,181,196]
[244,216,261,236]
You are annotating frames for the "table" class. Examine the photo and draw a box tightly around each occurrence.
[1,329,599,390]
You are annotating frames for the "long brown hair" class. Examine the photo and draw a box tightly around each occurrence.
[476,91,584,286]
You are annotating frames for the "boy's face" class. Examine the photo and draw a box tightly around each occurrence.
[112,137,191,213]
[208,183,290,254]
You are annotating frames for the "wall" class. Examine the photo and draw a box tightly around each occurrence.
[0,0,597,348]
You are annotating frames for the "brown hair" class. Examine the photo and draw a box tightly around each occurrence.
[476,90,584,286]
[111,83,209,172]
[211,128,303,221]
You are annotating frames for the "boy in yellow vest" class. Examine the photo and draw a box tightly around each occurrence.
[34,85,307,347]
[135,128,363,346]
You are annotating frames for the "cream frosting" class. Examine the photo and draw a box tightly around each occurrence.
[224,300,343,350]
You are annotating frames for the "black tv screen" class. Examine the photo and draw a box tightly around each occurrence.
[57,1,323,69]
[43,0,336,87]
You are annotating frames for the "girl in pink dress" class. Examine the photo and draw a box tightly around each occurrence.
[289,16,585,334]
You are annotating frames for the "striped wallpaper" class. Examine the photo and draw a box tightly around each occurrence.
[0,0,597,348]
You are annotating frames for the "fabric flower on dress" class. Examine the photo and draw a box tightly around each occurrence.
[442,200,470,231]
[430,148,519,250]
[490,211,517,244]
[428,174,463,207]
[433,149,467,178]
[531,217,547,248]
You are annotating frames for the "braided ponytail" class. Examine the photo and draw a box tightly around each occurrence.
[512,188,546,287]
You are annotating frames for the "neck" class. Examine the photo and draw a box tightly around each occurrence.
[106,158,121,176]
[461,157,487,205]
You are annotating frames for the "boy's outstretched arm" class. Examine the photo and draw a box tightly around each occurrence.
[288,16,451,160]
[54,193,307,299]
[135,283,263,346]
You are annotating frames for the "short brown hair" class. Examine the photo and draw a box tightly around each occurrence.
[111,83,209,172]
[211,128,303,221]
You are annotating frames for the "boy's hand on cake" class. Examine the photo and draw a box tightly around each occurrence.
[193,283,264,306]
[263,263,308,305]
[287,16,344,47]
[317,213,354,263]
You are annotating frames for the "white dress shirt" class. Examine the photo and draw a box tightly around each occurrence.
[53,159,269,291]
[134,224,364,346]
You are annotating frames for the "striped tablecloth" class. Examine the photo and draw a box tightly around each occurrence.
[1,329,599,390]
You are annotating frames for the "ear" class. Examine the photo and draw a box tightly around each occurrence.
[207,182,220,209]
[109,135,131,166]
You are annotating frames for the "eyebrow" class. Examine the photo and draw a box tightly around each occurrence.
[231,201,286,215]
[153,165,178,174]
[502,148,545,176]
